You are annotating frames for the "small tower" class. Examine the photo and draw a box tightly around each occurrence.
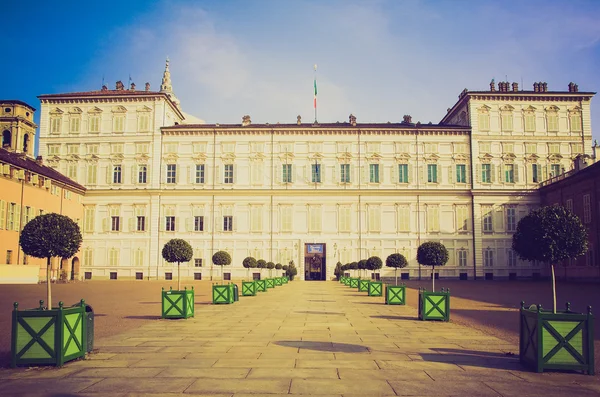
[160,58,173,93]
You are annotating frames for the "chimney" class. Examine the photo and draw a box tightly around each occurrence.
[533,82,539,92]
[145,82,150,91]
[568,82,574,92]
[130,82,136,91]
[402,115,412,124]
[512,82,519,92]
[297,115,302,125]
[101,85,108,92]
[35,156,43,165]
[542,82,548,92]
[349,114,357,126]
[490,79,496,92]
[242,115,251,127]
[116,80,124,90]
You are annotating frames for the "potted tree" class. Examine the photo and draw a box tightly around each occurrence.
[13,213,85,367]
[266,261,276,288]
[282,264,289,283]
[513,205,593,374]
[367,256,383,296]
[211,251,235,304]
[385,253,408,305]
[242,256,257,296]
[256,259,267,292]
[358,259,368,279]
[334,262,343,281]
[161,239,194,319]
[286,260,298,281]
[275,263,284,285]
[417,241,450,321]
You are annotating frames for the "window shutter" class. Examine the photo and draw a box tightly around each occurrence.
[408,164,412,183]
[119,217,123,232]
[162,164,167,184]
[105,167,111,184]
[491,164,496,183]
[188,166,193,184]
[514,164,519,183]
[290,164,295,183]
[130,166,136,185]
[128,217,135,232]
[102,218,109,232]
[448,166,453,184]
[543,165,548,181]
[499,164,504,183]
[275,162,281,184]
[233,164,237,184]
[0,200,6,230]
[465,165,470,184]
[379,164,384,184]
[419,166,424,183]
[14,205,21,231]
[390,164,397,183]
[361,166,367,184]
[186,218,192,232]
[475,164,481,183]
[354,165,359,185]
[303,165,308,182]
[536,165,542,182]
[332,164,337,184]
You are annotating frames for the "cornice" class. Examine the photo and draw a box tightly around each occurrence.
[161,128,471,136]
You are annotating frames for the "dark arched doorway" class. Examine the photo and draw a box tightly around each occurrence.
[71,257,80,280]
[2,130,11,149]
[23,134,29,153]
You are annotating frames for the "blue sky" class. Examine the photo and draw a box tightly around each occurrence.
[5,0,600,144]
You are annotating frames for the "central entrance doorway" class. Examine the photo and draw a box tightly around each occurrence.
[305,243,326,281]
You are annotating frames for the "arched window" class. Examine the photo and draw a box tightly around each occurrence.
[23,134,29,153]
[2,130,11,149]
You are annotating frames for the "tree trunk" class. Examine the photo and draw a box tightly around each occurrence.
[177,262,181,291]
[395,268,398,286]
[432,265,435,292]
[551,264,557,314]
[46,257,52,310]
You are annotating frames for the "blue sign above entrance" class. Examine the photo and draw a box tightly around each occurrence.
[307,244,324,254]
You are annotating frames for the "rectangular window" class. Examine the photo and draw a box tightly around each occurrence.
[223,216,233,231]
[165,143,177,153]
[51,118,61,134]
[194,259,203,267]
[132,215,145,231]
[67,145,79,155]
[224,164,234,184]
[482,206,493,232]
[138,165,147,184]
[571,143,583,155]
[526,143,537,154]
[251,206,262,232]
[311,164,321,183]
[340,164,350,183]
[532,164,539,183]
[456,164,466,183]
[111,216,120,231]
[84,206,95,233]
[524,114,536,132]
[368,206,381,232]
[456,206,468,232]
[424,143,438,153]
[501,114,513,131]
[282,164,293,183]
[135,143,149,154]
[398,164,408,183]
[0,200,5,230]
[550,164,561,178]
[309,206,321,232]
[566,199,573,212]
[508,249,517,267]
[479,142,491,153]
[547,114,558,132]
[505,164,514,183]
[111,143,123,154]
[427,164,437,183]
[398,206,410,232]
[113,165,122,184]
[47,145,60,155]
[67,163,77,179]
[548,143,560,154]
[194,216,204,232]
[339,206,351,232]
[134,250,144,267]
[7,203,16,230]
[427,206,439,232]
[89,116,100,133]
[109,249,119,267]
[87,164,97,184]
[83,249,93,268]
[458,250,468,267]
[70,118,80,134]
[503,143,514,154]
[281,206,292,232]
[6,250,12,264]
[195,164,205,184]
[478,113,490,131]
[570,114,582,132]
[369,164,380,183]
[138,114,150,131]
[114,116,125,132]
[166,216,176,231]
[506,207,516,232]
[484,250,494,267]
[583,194,591,224]
[166,164,177,184]
[222,143,235,153]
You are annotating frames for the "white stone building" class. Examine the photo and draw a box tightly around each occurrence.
[38,64,594,281]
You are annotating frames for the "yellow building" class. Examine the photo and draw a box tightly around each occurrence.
[0,100,85,283]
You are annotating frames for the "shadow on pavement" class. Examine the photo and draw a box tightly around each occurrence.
[274,340,369,352]
[123,315,162,320]
[295,311,345,315]
[371,315,416,321]
[418,348,522,370]
[307,300,336,302]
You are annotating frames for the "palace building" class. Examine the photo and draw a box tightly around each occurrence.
[36,61,596,281]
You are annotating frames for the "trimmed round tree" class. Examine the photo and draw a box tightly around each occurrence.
[367,256,383,280]
[243,256,257,280]
[286,262,298,280]
[358,259,368,278]
[386,253,408,286]
[266,261,275,277]
[512,205,588,313]
[212,251,232,281]
[349,261,358,277]
[257,259,267,279]
[417,241,449,291]
[162,239,193,290]
[275,263,283,276]
[19,213,82,309]
[334,261,343,281]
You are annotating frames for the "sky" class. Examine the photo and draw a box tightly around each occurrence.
[5,0,600,145]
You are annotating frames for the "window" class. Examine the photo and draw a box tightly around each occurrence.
[7,203,16,230]
[504,164,514,183]
[454,143,467,154]
[503,143,514,154]
[6,250,12,264]
[194,216,204,232]
[548,143,560,154]
[89,115,100,133]
[478,112,490,131]
[501,113,513,132]
[503,206,516,232]
[165,143,177,153]
[70,117,80,134]
[479,142,491,153]
[309,206,321,232]
[427,164,437,183]
[456,164,466,183]
[398,164,408,183]
[138,165,147,184]
[194,259,203,267]
[526,143,537,154]
[47,145,60,155]
[136,216,146,232]
[369,164,380,183]
[566,199,573,212]
[571,143,583,156]
[113,165,122,184]
[368,206,380,232]
[309,142,323,153]
[138,114,150,131]
[224,164,234,184]
[84,249,93,268]
[136,143,149,154]
[67,145,79,155]
[111,216,120,231]
[532,164,540,183]
[482,206,493,232]
[134,249,144,267]
[195,164,205,184]
[484,249,494,267]
[0,200,5,230]
[281,206,292,232]
[524,113,536,132]
[339,206,351,232]
[583,194,591,224]
[456,206,468,232]
[166,164,177,184]
[114,115,125,132]
[282,164,293,183]
[547,113,558,132]
[458,250,468,267]
[570,112,582,132]
[251,206,262,232]
[340,164,350,183]
[222,142,235,153]
[427,205,439,232]
[586,247,594,267]
[50,117,61,134]
[508,249,517,267]
[397,206,410,232]
[84,206,95,233]
[87,163,97,184]
[223,216,233,231]
[424,143,438,153]
[166,216,176,231]
[251,162,264,185]
[194,273,202,280]
[550,164,561,178]
[67,163,77,179]
[311,163,321,183]
[367,142,380,153]
[109,249,119,267]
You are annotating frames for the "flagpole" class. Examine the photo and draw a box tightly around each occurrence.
[313,64,318,124]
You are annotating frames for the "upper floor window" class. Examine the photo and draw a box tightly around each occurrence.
[67,145,79,155]
[583,194,591,224]
[340,164,350,183]
[478,111,490,131]
[566,199,573,212]
[193,142,207,153]
[369,164,380,183]
[427,164,438,183]
[87,164,97,185]
[89,115,100,133]
[113,115,125,133]
[501,108,514,132]
[456,205,468,232]
[502,143,514,154]
[47,145,60,156]
[135,143,149,154]
[525,143,537,154]
[548,143,560,154]
[282,164,293,183]
[546,113,558,132]
[424,143,438,153]
[87,144,99,155]
[223,216,233,231]
[550,164,561,178]
[165,216,176,231]
[366,142,380,154]
[224,164,234,184]
[339,205,351,232]
[222,142,235,153]
[195,164,205,184]
[398,164,409,183]
[569,110,582,132]
[571,143,583,156]
[504,164,515,183]
[138,165,147,184]
[532,163,540,183]
[484,249,494,267]
[138,114,150,132]
[456,164,466,183]
[111,143,123,154]
[311,163,321,183]
[113,165,122,184]
[70,117,81,134]
[166,164,177,184]
[458,249,468,267]
[479,142,491,154]
[482,206,493,232]
[506,206,516,232]
[194,216,204,232]
[524,113,536,132]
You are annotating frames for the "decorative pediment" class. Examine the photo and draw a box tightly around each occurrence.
[250,153,266,161]
[163,153,178,161]
[568,105,582,114]
[452,153,469,162]
[500,105,514,112]
[69,107,83,114]
[88,106,103,114]
[423,154,439,163]
[221,153,236,163]
[192,153,208,162]
[479,153,493,163]
[523,105,537,113]
[337,152,352,162]
[547,153,563,163]
[545,105,559,113]
[110,153,125,162]
[309,153,324,161]
[137,105,152,113]
[524,153,540,163]
[48,155,61,164]
[279,152,295,162]
[111,105,127,113]
[478,105,491,113]
[366,153,383,162]
[501,153,516,163]
[394,153,411,162]
[135,154,150,163]
[85,154,100,162]
[49,107,64,115]
[67,154,80,161]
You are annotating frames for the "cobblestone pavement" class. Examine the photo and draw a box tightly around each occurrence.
[0,281,598,396]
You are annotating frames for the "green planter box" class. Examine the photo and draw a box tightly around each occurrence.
[344,277,351,286]
[256,279,267,292]
[282,277,289,284]
[385,285,406,305]
[266,278,275,289]
[242,281,257,296]
[274,277,283,286]
[349,278,359,288]
[12,300,87,367]
[520,302,595,375]
[212,284,235,304]
[161,287,194,319]
[368,281,383,296]
[358,279,370,292]
[418,288,450,321]
[340,276,346,284]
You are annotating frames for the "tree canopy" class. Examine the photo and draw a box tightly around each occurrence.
[367,256,383,271]
[162,239,193,265]
[266,261,275,270]
[417,242,449,268]
[212,251,232,266]
[512,205,588,265]
[257,259,267,269]
[275,263,283,270]
[243,256,257,269]
[20,213,82,260]
[386,253,408,269]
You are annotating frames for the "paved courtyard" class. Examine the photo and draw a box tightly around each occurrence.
[0,280,598,396]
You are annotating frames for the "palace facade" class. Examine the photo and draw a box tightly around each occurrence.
[37,62,596,281]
